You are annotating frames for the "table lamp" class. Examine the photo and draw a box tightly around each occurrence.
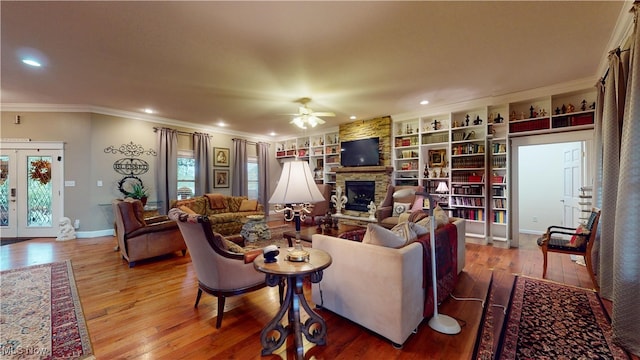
[269,160,325,262]
[435,181,449,206]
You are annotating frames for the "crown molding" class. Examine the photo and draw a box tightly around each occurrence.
[392,77,597,122]
[0,103,275,143]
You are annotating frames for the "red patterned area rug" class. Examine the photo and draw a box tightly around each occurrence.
[474,275,629,360]
[0,261,94,359]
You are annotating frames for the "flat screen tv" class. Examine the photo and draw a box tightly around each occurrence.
[340,137,380,167]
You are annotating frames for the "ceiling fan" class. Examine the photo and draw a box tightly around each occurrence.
[287,97,335,129]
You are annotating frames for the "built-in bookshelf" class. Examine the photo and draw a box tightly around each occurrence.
[391,87,596,245]
[275,130,340,184]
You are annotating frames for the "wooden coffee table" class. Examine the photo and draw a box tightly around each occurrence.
[283,224,365,247]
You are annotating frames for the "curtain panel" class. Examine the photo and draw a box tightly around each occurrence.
[257,142,270,214]
[232,138,248,196]
[598,50,624,299]
[155,128,178,215]
[610,5,640,354]
[193,133,211,195]
[595,4,640,355]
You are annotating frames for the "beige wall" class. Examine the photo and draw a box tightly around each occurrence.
[1,111,276,234]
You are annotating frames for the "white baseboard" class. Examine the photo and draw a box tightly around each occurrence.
[75,229,115,238]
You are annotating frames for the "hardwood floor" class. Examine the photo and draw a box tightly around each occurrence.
[1,229,599,360]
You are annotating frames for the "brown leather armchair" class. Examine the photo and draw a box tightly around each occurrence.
[302,183,333,226]
[375,184,423,229]
[112,198,187,267]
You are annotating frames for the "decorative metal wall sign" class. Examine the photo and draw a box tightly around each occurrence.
[113,158,149,175]
[104,141,157,158]
[104,142,156,197]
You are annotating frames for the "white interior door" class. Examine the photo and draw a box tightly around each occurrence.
[561,142,583,228]
[0,142,64,238]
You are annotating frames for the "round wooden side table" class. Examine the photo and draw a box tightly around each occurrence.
[253,248,332,360]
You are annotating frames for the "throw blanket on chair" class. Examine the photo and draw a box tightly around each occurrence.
[205,194,226,209]
[414,222,458,318]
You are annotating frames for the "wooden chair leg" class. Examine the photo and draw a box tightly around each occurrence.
[584,252,599,291]
[541,246,548,278]
[194,288,203,308]
[216,296,226,329]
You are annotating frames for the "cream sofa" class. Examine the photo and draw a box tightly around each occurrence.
[310,218,465,346]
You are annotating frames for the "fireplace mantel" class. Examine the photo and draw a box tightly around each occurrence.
[335,166,393,174]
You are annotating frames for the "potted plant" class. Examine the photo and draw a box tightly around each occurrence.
[128,183,150,206]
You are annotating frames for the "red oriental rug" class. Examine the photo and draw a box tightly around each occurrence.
[474,275,629,360]
[0,261,94,359]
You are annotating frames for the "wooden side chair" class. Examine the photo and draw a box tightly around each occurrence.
[537,208,601,291]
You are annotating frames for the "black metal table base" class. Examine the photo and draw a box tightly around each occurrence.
[260,271,327,359]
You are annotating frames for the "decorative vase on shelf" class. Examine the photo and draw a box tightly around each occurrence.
[331,186,348,215]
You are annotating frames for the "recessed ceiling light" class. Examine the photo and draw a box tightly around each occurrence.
[270,132,277,136]
[420,100,429,105]
[22,59,41,67]
[350,116,357,120]
[143,108,154,114]
[217,121,226,127]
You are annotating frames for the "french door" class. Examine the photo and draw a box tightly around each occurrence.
[0,142,64,238]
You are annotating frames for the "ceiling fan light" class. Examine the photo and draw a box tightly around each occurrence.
[292,117,306,129]
[308,117,318,127]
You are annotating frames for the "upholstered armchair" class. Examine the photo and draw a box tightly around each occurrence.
[375,185,424,229]
[168,208,283,329]
[112,198,187,267]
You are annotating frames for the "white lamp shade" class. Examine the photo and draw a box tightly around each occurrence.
[435,182,449,193]
[269,160,325,204]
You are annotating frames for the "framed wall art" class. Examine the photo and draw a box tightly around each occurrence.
[214,147,229,167]
[428,149,446,168]
[214,169,229,188]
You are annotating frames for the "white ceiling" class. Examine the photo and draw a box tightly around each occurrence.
[1,1,630,139]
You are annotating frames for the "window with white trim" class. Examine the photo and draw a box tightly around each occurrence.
[247,156,259,200]
[177,150,195,199]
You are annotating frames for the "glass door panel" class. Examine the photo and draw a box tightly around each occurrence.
[26,156,53,228]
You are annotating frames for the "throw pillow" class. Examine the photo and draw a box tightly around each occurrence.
[224,239,247,254]
[411,195,425,212]
[398,212,412,224]
[390,222,418,245]
[411,222,429,237]
[570,224,589,247]
[392,202,411,217]
[179,205,197,215]
[362,223,408,248]
[415,205,449,230]
[433,205,449,227]
[239,199,258,211]
[408,210,428,223]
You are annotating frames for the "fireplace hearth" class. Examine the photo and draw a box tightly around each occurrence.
[345,181,375,212]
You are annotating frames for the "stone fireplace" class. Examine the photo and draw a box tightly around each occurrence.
[335,166,393,218]
[345,181,375,212]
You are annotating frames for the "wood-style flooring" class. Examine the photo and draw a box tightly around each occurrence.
[0,226,603,359]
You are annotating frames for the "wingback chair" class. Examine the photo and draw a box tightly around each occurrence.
[112,198,187,267]
[375,185,424,229]
[537,208,601,290]
[168,208,283,329]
